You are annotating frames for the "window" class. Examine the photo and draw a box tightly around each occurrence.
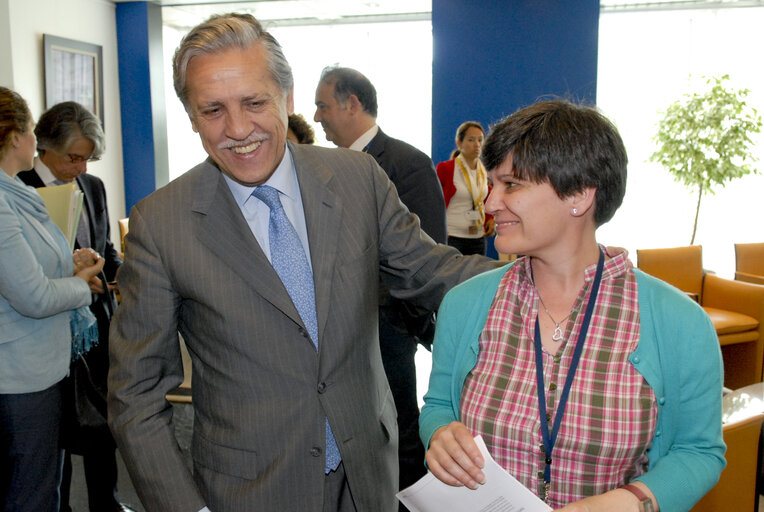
[597,3,764,276]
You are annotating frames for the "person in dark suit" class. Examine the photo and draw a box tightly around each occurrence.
[18,102,128,512]
[314,66,446,496]
[107,13,498,512]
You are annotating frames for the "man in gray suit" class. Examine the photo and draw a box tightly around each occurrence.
[108,13,497,512]
[315,66,445,497]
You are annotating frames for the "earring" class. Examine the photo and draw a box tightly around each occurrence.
[572,208,578,215]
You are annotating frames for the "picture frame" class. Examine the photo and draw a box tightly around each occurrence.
[43,34,104,127]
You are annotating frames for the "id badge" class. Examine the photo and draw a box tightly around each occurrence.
[468,225,479,235]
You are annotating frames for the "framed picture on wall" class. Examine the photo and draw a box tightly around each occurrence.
[43,34,104,127]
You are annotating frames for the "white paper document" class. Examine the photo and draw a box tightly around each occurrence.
[396,435,552,512]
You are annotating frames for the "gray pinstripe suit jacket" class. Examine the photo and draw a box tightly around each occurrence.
[108,142,495,512]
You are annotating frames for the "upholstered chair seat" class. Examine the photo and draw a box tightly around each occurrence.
[638,246,764,389]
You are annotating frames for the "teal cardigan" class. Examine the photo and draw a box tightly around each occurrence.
[420,264,726,512]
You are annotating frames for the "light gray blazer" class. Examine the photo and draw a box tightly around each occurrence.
[108,142,495,511]
[0,171,91,393]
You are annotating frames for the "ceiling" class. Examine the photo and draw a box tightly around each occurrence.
[113,0,432,30]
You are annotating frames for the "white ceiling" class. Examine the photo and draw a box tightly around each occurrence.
[114,0,432,30]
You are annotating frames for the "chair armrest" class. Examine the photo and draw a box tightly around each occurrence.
[704,273,764,319]
[735,271,764,286]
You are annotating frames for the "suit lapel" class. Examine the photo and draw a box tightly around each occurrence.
[291,144,342,342]
[190,161,306,328]
[75,176,96,247]
[20,169,45,188]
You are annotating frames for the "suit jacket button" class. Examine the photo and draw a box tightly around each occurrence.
[299,328,308,338]
[310,447,322,457]
[317,382,327,393]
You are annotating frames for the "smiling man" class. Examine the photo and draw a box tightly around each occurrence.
[108,12,498,512]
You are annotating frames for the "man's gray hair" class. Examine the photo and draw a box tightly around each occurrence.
[35,102,105,157]
[173,12,294,110]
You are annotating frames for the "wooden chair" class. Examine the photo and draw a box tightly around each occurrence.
[736,243,764,285]
[690,412,764,512]
[118,217,129,255]
[637,245,764,389]
[166,335,192,404]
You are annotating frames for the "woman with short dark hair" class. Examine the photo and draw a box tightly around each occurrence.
[421,100,724,511]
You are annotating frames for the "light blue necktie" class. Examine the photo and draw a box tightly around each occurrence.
[251,185,341,473]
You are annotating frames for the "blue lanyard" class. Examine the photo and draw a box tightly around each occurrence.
[532,248,605,500]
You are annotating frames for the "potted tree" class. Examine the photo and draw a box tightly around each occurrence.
[650,75,762,244]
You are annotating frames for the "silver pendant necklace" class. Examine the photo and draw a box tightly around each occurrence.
[536,293,574,342]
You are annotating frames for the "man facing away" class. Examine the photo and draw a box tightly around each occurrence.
[314,66,446,496]
[17,102,128,512]
[108,13,499,512]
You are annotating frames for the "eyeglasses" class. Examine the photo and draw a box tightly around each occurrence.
[67,153,101,164]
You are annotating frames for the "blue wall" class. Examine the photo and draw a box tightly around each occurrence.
[431,0,600,164]
[116,2,168,214]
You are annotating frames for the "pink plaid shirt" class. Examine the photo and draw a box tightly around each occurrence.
[460,247,657,508]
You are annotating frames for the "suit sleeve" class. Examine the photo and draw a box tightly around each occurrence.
[108,206,205,512]
[372,159,500,312]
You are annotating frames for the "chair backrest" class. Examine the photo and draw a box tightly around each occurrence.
[690,413,764,512]
[636,245,704,300]
[735,243,764,276]
[118,218,129,254]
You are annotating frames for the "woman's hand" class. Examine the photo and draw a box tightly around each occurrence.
[425,421,485,489]
[72,248,105,286]
[554,483,657,512]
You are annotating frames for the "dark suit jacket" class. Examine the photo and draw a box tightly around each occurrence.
[108,142,494,512]
[366,129,446,244]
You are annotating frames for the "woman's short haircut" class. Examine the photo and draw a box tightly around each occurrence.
[35,102,105,158]
[0,87,33,159]
[173,12,293,111]
[481,100,627,226]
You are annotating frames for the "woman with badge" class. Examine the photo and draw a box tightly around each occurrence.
[436,121,494,256]
[420,100,724,511]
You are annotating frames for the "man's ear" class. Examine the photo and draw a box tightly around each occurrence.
[347,94,362,114]
[569,187,596,217]
[286,87,295,116]
[189,115,199,134]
